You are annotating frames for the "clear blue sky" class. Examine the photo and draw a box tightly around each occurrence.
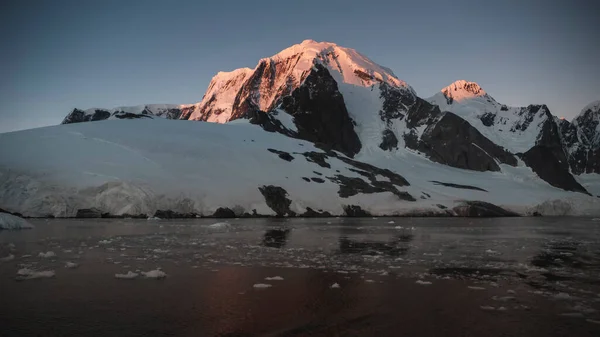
[1,0,598,133]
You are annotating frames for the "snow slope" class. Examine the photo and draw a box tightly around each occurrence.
[0,118,598,217]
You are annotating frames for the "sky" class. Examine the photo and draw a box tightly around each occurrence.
[1,0,598,133]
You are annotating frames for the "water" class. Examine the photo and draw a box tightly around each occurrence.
[1,217,600,336]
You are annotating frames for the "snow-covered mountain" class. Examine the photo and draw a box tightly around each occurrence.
[62,104,193,124]
[3,40,600,217]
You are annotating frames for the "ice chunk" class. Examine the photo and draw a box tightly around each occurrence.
[365,279,375,283]
[16,268,55,280]
[587,319,600,325]
[208,222,230,228]
[507,289,516,294]
[265,276,284,281]
[0,254,15,262]
[253,283,272,289]
[152,249,170,254]
[115,271,139,279]
[65,262,79,269]
[416,280,432,285]
[497,307,507,311]
[468,286,486,290]
[98,240,112,245]
[38,251,56,258]
[554,292,572,300]
[330,283,340,289]
[0,213,33,230]
[141,269,167,279]
[388,221,395,224]
[147,217,161,221]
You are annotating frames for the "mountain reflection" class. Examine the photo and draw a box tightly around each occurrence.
[338,234,413,256]
[262,229,290,248]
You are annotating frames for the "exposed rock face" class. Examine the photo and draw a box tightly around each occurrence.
[212,207,236,218]
[574,100,600,148]
[258,185,295,217]
[278,64,362,157]
[522,115,589,194]
[452,201,519,217]
[379,129,398,151]
[75,208,103,218]
[154,210,197,219]
[302,207,332,217]
[343,205,371,217]
[409,112,517,172]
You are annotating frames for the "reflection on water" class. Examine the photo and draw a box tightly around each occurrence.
[338,233,413,256]
[262,229,290,248]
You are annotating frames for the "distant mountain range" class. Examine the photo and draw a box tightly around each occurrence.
[1,40,598,217]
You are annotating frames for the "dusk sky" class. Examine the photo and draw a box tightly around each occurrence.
[1,0,598,133]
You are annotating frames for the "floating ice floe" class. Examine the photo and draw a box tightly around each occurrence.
[38,251,56,258]
[208,222,230,229]
[115,271,139,279]
[16,268,55,280]
[553,292,573,300]
[65,262,78,269]
[265,276,284,281]
[142,269,167,279]
[416,280,432,285]
[388,221,395,224]
[468,286,486,290]
[253,283,272,289]
[330,283,340,289]
[147,217,161,221]
[0,254,15,262]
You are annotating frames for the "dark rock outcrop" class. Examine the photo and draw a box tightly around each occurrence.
[113,112,153,120]
[343,205,371,217]
[258,185,295,217]
[75,208,103,218]
[521,115,589,194]
[243,109,297,137]
[410,112,517,172]
[302,207,332,217]
[279,63,362,157]
[430,181,488,192]
[212,207,236,218]
[154,210,197,219]
[267,148,295,162]
[379,129,399,151]
[452,201,519,217]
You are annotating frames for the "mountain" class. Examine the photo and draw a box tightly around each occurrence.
[62,104,192,124]
[3,40,599,217]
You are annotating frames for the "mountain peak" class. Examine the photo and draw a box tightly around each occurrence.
[441,80,487,103]
[265,40,412,90]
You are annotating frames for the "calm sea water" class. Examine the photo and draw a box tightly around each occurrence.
[1,217,599,336]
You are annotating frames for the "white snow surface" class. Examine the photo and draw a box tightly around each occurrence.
[427,80,551,153]
[0,213,33,230]
[0,118,598,217]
